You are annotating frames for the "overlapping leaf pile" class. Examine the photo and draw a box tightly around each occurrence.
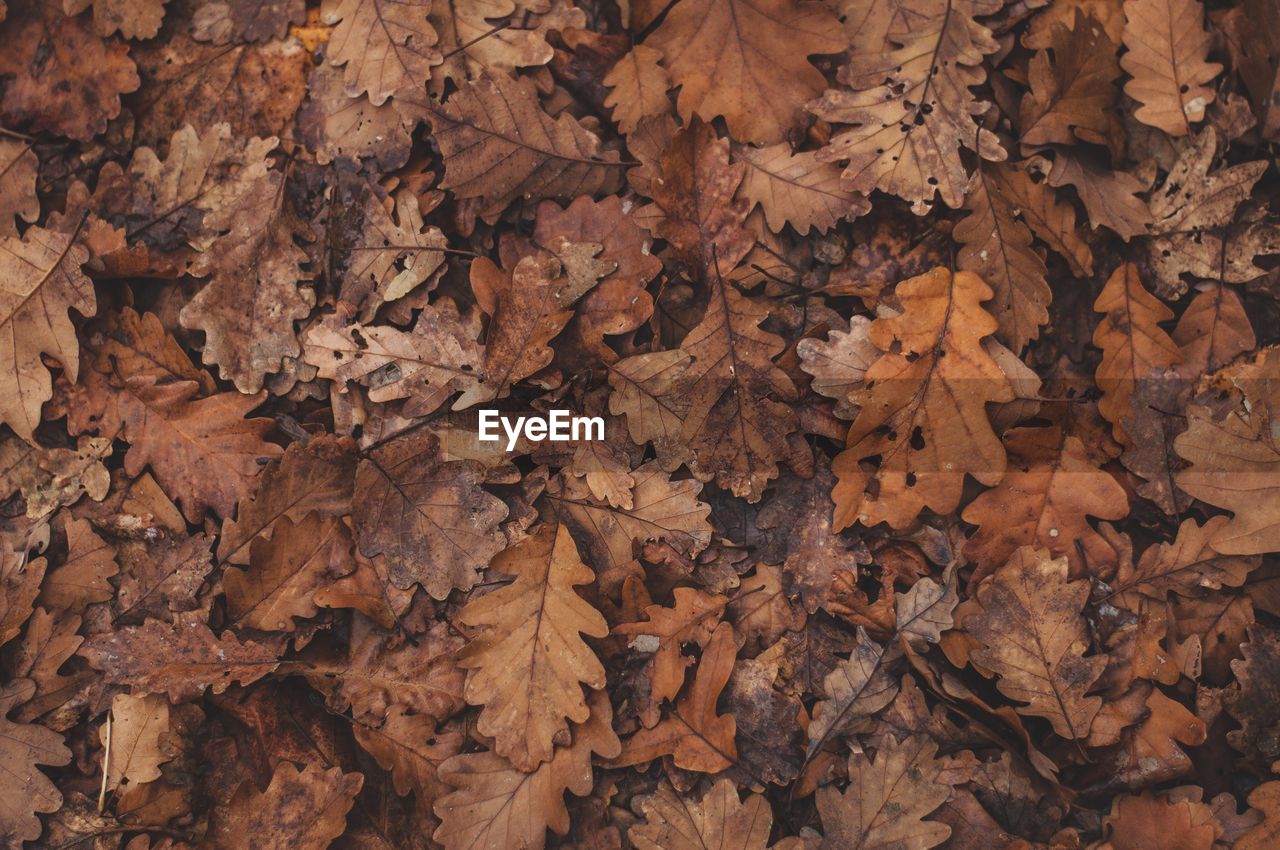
[4,0,1280,848]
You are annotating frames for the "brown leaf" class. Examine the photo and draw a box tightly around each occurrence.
[832,268,1013,530]
[101,692,170,793]
[615,587,727,727]
[1173,284,1255,379]
[967,548,1106,739]
[179,147,315,393]
[191,0,305,43]
[796,315,878,420]
[809,0,1006,212]
[210,762,363,850]
[962,427,1129,579]
[1099,792,1216,850]
[613,621,739,773]
[1109,516,1257,608]
[458,522,607,772]
[427,0,570,94]
[814,735,953,850]
[0,139,37,238]
[353,708,463,803]
[0,681,71,848]
[1238,781,1280,850]
[603,45,671,135]
[0,436,110,521]
[320,0,438,105]
[610,274,799,501]
[544,463,711,597]
[737,143,869,236]
[353,429,508,598]
[216,433,357,566]
[630,779,786,850]
[647,0,843,144]
[1093,263,1182,441]
[806,629,899,758]
[307,617,465,723]
[1121,0,1220,136]
[0,226,94,441]
[432,689,620,850]
[0,3,139,141]
[1175,392,1280,555]
[399,70,624,223]
[1043,151,1153,240]
[226,513,355,632]
[1020,9,1122,148]
[297,60,411,171]
[79,613,280,702]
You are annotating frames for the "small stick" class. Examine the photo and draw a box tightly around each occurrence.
[97,711,113,814]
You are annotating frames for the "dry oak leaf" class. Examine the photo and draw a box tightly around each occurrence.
[565,441,635,511]
[320,0,438,105]
[401,70,624,224]
[0,680,71,849]
[809,0,1006,213]
[304,299,483,419]
[1093,263,1182,441]
[0,435,110,521]
[337,188,447,318]
[831,268,1013,531]
[967,548,1106,740]
[353,429,508,599]
[79,613,280,702]
[896,566,960,652]
[630,779,795,850]
[1119,367,1191,514]
[1025,0,1124,49]
[646,0,843,144]
[211,762,363,850]
[543,463,712,596]
[1145,129,1277,297]
[532,195,660,363]
[814,735,952,850]
[1223,625,1280,771]
[432,689,620,850]
[0,2,139,141]
[610,275,799,502]
[0,545,44,649]
[612,621,739,773]
[1238,781,1280,850]
[636,119,753,278]
[1099,792,1217,850]
[1108,516,1257,609]
[41,515,115,615]
[128,24,307,149]
[956,164,1053,352]
[1173,283,1255,379]
[225,513,355,632]
[427,0,576,95]
[112,530,213,625]
[806,629,899,758]
[1120,0,1221,136]
[191,0,305,43]
[70,373,280,523]
[603,45,672,135]
[63,0,168,39]
[961,427,1129,580]
[757,458,868,612]
[737,143,870,236]
[100,692,170,794]
[457,522,608,773]
[1019,9,1122,148]
[4,607,83,723]
[353,708,463,803]
[1174,396,1280,555]
[615,587,727,728]
[308,617,465,723]
[0,226,94,442]
[64,123,253,279]
[1042,150,1153,240]
[297,59,412,171]
[728,563,806,651]
[180,147,315,393]
[456,246,612,408]
[797,315,878,420]
[216,434,356,566]
[0,139,38,238]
